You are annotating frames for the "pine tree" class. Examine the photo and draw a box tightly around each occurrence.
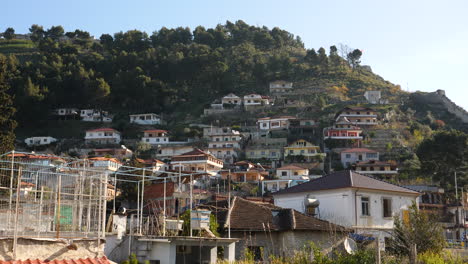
[0,54,17,154]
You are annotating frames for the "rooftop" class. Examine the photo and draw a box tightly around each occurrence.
[225,197,346,232]
[273,170,419,196]
[341,148,378,154]
[86,128,119,133]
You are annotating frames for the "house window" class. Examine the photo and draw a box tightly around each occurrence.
[213,144,217,148]
[294,172,298,176]
[250,152,254,156]
[383,198,392,217]
[226,151,231,154]
[156,138,160,142]
[361,197,370,216]
[271,152,276,156]
[261,151,265,155]
[300,150,305,154]
[289,150,294,154]
[225,138,229,141]
[345,154,351,158]
[216,138,220,141]
[281,171,287,176]
[367,153,377,159]
[146,139,150,142]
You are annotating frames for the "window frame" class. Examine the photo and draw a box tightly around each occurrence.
[361,196,370,216]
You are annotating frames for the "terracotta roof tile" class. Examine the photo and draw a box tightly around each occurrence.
[277,165,307,170]
[86,128,119,133]
[341,148,378,153]
[0,257,111,264]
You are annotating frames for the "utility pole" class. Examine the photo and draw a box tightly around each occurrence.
[228,169,231,238]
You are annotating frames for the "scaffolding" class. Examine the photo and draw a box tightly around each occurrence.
[0,151,112,240]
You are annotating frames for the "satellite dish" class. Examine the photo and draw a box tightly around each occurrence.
[344,237,357,254]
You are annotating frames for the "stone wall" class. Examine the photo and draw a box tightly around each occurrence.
[0,238,105,261]
[413,90,468,123]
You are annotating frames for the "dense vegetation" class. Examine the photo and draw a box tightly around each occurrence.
[0,21,399,126]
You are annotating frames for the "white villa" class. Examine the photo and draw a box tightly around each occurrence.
[243,94,271,106]
[85,128,121,145]
[273,170,419,245]
[269,80,293,93]
[262,165,309,195]
[221,93,242,105]
[24,136,57,147]
[80,109,112,123]
[141,129,169,145]
[257,116,296,130]
[129,113,161,125]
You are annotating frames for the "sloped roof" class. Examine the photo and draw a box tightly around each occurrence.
[277,165,307,171]
[86,128,119,133]
[341,148,378,154]
[273,170,419,196]
[144,129,168,133]
[89,157,122,164]
[226,197,346,232]
[0,257,112,264]
[144,181,176,200]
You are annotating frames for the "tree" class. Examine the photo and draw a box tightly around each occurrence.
[46,25,65,40]
[347,49,362,69]
[417,130,468,187]
[3,27,15,40]
[0,54,17,154]
[387,203,445,260]
[29,24,45,42]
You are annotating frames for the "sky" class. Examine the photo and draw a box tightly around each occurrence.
[3,0,468,110]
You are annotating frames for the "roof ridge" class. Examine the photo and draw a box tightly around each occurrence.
[352,171,420,194]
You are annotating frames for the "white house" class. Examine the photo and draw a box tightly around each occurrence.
[171,148,224,176]
[80,109,112,123]
[364,91,382,104]
[88,157,122,172]
[221,93,242,105]
[340,148,379,168]
[141,129,169,145]
[269,80,293,93]
[85,128,121,145]
[155,145,195,160]
[262,164,310,195]
[24,136,57,147]
[53,108,79,116]
[243,94,271,106]
[129,113,161,125]
[273,170,419,243]
[257,116,296,130]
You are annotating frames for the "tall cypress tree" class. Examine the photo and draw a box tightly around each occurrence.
[0,54,17,154]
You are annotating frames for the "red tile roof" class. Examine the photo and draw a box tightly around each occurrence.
[0,256,111,264]
[277,165,307,171]
[86,128,119,133]
[144,129,168,133]
[341,148,378,153]
[144,182,175,200]
[89,157,122,164]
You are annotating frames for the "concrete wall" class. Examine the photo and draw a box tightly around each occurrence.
[231,230,342,260]
[274,189,417,229]
[0,238,104,261]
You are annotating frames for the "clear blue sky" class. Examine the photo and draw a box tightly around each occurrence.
[3,0,468,110]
